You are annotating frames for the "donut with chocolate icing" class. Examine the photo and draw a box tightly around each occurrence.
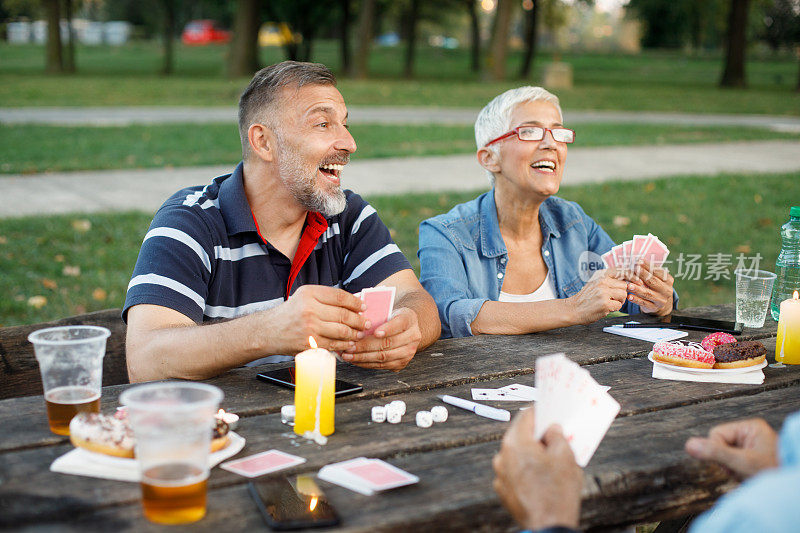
[652,340,715,369]
[712,340,767,369]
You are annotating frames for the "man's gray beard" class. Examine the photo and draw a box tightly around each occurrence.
[277,140,347,217]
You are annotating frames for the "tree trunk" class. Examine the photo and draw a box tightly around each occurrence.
[44,0,63,73]
[719,0,750,88]
[160,0,176,75]
[489,0,514,80]
[797,57,800,92]
[403,0,419,78]
[63,0,75,73]
[467,0,480,73]
[339,0,351,73]
[352,0,375,78]
[518,0,539,78]
[228,0,261,77]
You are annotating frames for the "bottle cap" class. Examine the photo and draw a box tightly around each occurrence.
[791,206,800,218]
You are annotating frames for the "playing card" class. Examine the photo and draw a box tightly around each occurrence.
[601,250,615,269]
[621,240,633,271]
[611,245,625,269]
[630,235,649,270]
[342,459,419,491]
[498,384,539,401]
[318,457,418,495]
[360,286,396,336]
[533,353,620,467]
[638,234,669,268]
[220,449,306,478]
[471,388,516,401]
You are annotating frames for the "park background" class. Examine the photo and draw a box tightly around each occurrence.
[0,0,799,327]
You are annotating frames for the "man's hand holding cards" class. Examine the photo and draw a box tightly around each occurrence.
[534,354,620,467]
[342,286,422,370]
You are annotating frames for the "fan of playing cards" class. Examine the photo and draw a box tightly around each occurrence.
[534,354,620,467]
[602,233,669,271]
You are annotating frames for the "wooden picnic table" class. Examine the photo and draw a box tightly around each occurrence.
[1,303,797,532]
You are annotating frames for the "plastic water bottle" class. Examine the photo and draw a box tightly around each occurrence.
[771,206,800,321]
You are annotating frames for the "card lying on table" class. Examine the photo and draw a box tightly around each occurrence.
[318,457,418,496]
[221,449,306,478]
[534,353,620,467]
[360,286,396,336]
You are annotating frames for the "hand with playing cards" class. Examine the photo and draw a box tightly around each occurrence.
[269,285,369,354]
[493,408,583,531]
[685,418,779,480]
[568,269,628,324]
[626,260,675,316]
[342,307,422,370]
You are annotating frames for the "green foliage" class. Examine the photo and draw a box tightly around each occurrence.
[2,171,797,326]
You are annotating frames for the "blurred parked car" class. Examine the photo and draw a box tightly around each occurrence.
[181,20,230,45]
[258,22,301,47]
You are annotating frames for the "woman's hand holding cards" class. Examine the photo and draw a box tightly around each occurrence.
[568,271,628,324]
[625,260,675,316]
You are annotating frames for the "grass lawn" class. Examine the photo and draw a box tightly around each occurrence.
[3,122,799,174]
[1,42,798,114]
[1,170,795,327]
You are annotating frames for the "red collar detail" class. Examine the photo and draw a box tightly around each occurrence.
[251,211,329,298]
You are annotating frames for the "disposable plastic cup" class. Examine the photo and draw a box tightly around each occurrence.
[28,325,110,435]
[734,269,777,328]
[120,382,223,525]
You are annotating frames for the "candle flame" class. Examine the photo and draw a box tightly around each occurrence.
[309,496,318,512]
[794,291,799,300]
[309,336,317,349]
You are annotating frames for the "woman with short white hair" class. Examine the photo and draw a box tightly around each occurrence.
[418,86,677,338]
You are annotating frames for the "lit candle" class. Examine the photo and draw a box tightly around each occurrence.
[294,336,336,438]
[776,291,800,365]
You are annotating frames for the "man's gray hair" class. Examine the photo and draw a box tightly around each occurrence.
[474,86,563,187]
[238,61,337,159]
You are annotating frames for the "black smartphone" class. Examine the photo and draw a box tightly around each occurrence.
[663,314,743,335]
[249,475,340,530]
[256,367,363,397]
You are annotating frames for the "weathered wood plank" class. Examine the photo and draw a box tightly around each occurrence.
[0,309,128,400]
[5,386,799,532]
[2,335,795,454]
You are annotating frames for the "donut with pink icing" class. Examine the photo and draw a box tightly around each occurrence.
[652,341,714,369]
[700,332,737,353]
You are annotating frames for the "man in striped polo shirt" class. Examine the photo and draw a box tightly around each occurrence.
[123,61,441,381]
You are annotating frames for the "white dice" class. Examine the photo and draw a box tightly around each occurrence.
[389,400,406,416]
[430,405,448,423]
[416,410,433,428]
[280,405,295,426]
[371,405,387,423]
[386,405,403,424]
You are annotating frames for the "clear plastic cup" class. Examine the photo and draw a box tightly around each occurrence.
[28,325,110,435]
[120,382,223,525]
[734,269,777,328]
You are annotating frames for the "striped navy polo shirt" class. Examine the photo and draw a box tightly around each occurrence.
[123,163,411,324]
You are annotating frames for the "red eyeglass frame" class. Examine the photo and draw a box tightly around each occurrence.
[484,126,575,147]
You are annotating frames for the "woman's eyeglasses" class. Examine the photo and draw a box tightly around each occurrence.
[485,126,575,146]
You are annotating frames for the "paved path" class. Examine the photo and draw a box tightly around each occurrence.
[2,140,799,218]
[3,106,800,131]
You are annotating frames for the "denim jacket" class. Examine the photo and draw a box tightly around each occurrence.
[418,190,677,338]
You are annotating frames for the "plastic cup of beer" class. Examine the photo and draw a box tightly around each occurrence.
[734,269,777,328]
[120,382,223,525]
[28,325,110,435]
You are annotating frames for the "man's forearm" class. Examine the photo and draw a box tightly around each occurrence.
[127,311,278,382]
